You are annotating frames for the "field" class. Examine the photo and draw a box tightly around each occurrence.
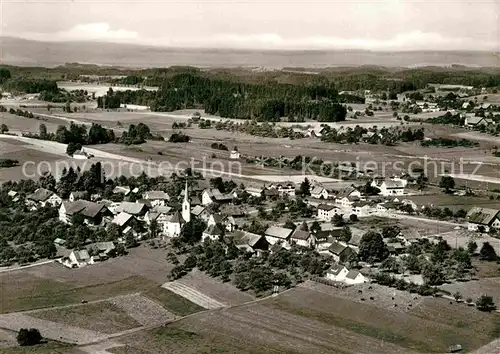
[0,341,75,354]
[30,302,140,334]
[440,277,500,306]
[110,283,500,354]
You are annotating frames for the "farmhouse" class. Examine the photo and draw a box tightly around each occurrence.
[351,201,372,217]
[306,126,326,138]
[66,250,93,268]
[335,186,362,200]
[69,191,88,202]
[59,200,111,225]
[26,188,62,209]
[191,205,210,222]
[290,229,316,248]
[372,180,405,196]
[202,224,224,242]
[115,202,149,217]
[466,207,500,232]
[229,149,240,159]
[310,185,330,199]
[317,204,339,221]
[327,242,358,264]
[201,188,233,205]
[72,149,91,160]
[465,116,493,128]
[86,241,115,260]
[229,230,269,256]
[325,265,349,282]
[264,226,294,247]
[113,186,132,195]
[142,191,170,206]
[111,212,134,231]
[271,182,296,198]
[344,270,367,285]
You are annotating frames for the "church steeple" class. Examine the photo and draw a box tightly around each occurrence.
[182,180,191,223]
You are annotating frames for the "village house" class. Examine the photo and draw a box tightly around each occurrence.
[69,191,88,202]
[202,224,224,242]
[317,204,340,221]
[191,205,210,223]
[396,229,422,246]
[336,195,360,208]
[347,227,366,249]
[464,115,494,128]
[86,241,115,260]
[245,186,264,197]
[111,212,134,232]
[327,242,358,264]
[314,224,343,248]
[7,190,19,202]
[26,188,62,210]
[326,265,349,282]
[229,149,240,159]
[164,182,191,237]
[65,249,94,268]
[229,230,269,256]
[372,180,405,196]
[201,188,234,205]
[115,202,149,218]
[59,200,111,225]
[344,270,367,285]
[264,226,294,248]
[310,185,330,199]
[466,207,500,232]
[306,126,326,138]
[335,186,362,200]
[270,182,296,198]
[144,205,172,225]
[376,202,401,214]
[290,229,316,248]
[142,191,170,207]
[351,201,372,217]
[112,186,137,196]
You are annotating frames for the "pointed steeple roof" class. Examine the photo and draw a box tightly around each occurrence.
[184,180,189,202]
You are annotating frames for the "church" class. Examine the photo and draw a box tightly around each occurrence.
[163,181,191,237]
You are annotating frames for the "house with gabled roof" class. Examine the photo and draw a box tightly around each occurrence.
[351,201,373,217]
[66,249,93,268]
[69,191,88,202]
[372,179,405,196]
[115,202,148,217]
[317,204,340,221]
[202,224,224,242]
[112,212,134,230]
[344,270,366,285]
[326,265,349,282]
[327,242,358,264]
[191,205,210,222]
[59,200,111,225]
[142,191,170,207]
[290,229,316,248]
[466,207,500,232]
[163,211,186,237]
[26,188,62,210]
[264,226,294,248]
[229,230,269,256]
[310,185,330,199]
[201,188,233,205]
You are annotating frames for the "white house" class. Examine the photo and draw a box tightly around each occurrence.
[344,270,367,285]
[26,188,62,209]
[336,196,359,207]
[229,150,240,159]
[202,224,224,242]
[142,191,170,207]
[264,226,293,247]
[69,191,88,202]
[325,265,349,282]
[466,207,500,232]
[306,126,326,138]
[372,180,405,196]
[351,201,372,217]
[271,183,296,198]
[66,250,94,268]
[317,204,340,221]
[201,189,233,205]
[72,149,91,160]
[191,205,210,223]
[310,186,330,199]
[163,211,185,237]
[290,229,316,248]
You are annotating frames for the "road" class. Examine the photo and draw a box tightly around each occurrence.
[0,260,54,274]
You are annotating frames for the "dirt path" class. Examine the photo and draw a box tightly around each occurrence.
[0,260,54,273]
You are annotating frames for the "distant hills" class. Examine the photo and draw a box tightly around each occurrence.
[0,36,498,69]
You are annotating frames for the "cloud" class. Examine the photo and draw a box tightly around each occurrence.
[14,23,139,42]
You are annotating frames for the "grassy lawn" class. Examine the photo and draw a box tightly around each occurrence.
[0,342,75,354]
[143,287,204,317]
[109,325,266,354]
[473,259,500,278]
[30,302,140,334]
[1,276,157,313]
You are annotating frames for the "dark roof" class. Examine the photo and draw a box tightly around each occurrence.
[204,224,223,236]
[265,226,294,239]
[345,270,361,280]
[28,188,54,202]
[328,241,348,255]
[336,186,358,199]
[328,265,346,276]
[318,204,337,211]
[291,229,311,241]
[168,211,185,224]
[70,191,88,199]
[64,200,106,218]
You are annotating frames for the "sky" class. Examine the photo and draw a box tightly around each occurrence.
[1,0,499,51]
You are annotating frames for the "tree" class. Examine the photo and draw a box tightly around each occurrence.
[299,222,309,231]
[358,231,389,263]
[125,232,138,248]
[439,176,455,193]
[39,124,48,139]
[66,142,82,156]
[476,295,496,312]
[467,240,478,254]
[17,328,42,346]
[149,219,160,239]
[339,225,352,243]
[310,221,321,234]
[180,218,206,244]
[299,178,311,196]
[349,214,358,222]
[422,263,445,285]
[332,213,345,227]
[0,124,8,133]
[283,219,296,230]
[479,242,498,261]
[453,291,462,302]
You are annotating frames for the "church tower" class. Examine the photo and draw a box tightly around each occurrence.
[182,180,191,223]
